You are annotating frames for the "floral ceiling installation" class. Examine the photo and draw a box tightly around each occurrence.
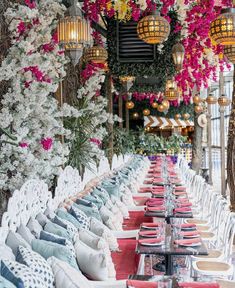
[83,0,232,100]
[0,0,71,191]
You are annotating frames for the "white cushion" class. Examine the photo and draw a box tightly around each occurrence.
[27,217,42,238]
[0,244,15,261]
[89,217,119,251]
[17,224,35,244]
[48,257,93,288]
[77,230,116,278]
[74,238,109,281]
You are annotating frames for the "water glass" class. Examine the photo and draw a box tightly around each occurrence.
[158,277,173,288]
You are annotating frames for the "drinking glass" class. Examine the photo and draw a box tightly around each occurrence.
[158,277,172,288]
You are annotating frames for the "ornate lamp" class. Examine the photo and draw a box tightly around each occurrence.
[224,45,235,63]
[119,76,135,83]
[194,105,203,114]
[152,102,158,109]
[210,8,235,45]
[85,45,108,64]
[218,94,230,106]
[193,95,202,105]
[137,10,170,44]
[165,79,178,101]
[183,113,190,120]
[143,108,151,116]
[172,42,185,71]
[162,99,170,110]
[157,104,165,112]
[206,93,217,105]
[175,114,181,120]
[58,0,92,65]
[126,101,135,109]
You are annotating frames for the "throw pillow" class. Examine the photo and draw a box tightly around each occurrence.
[32,239,79,270]
[1,260,47,288]
[74,239,108,281]
[0,245,15,261]
[27,217,42,238]
[6,231,31,256]
[73,202,102,222]
[0,275,16,288]
[17,225,35,245]
[44,221,72,242]
[56,209,82,230]
[16,246,54,288]
[36,213,49,228]
[48,257,93,288]
[52,216,77,241]
[69,206,90,230]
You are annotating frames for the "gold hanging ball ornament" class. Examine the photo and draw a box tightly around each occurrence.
[193,95,202,105]
[157,104,165,113]
[126,101,135,110]
[162,99,170,110]
[152,102,158,109]
[137,11,170,44]
[172,42,185,71]
[223,45,235,64]
[206,94,217,105]
[143,108,151,116]
[175,113,181,120]
[194,105,203,114]
[85,45,108,64]
[133,112,139,119]
[183,113,190,120]
[218,94,231,106]
[210,8,235,45]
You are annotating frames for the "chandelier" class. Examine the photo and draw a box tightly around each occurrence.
[58,0,92,65]
[85,45,108,64]
[172,42,185,71]
[224,45,235,63]
[137,11,170,44]
[210,8,235,45]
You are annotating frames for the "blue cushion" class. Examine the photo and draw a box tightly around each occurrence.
[83,194,104,209]
[76,198,93,207]
[99,183,120,198]
[69,206,90,230]
[52,216,77,240]
[32,239,79,270]
[73,202,102,221]
[0,275,16,288]
[16,246,54,288]
[1,260,47,288]
[44,221,72,242]
[92,188,110,204]
[56,209,82,229]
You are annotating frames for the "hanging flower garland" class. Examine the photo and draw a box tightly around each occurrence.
[0,0,72,191]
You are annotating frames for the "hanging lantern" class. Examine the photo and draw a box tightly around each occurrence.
[165,79,178,101]
[162,99,170,110]
[175,114,181,120]
[119,76,135,83]
[218,94,230,106]
[143,108,151,116]
[58,0,92,65]
[137,11,170,44]
[194,105,203,114]
[85,45,108,64]
[193,95,202,105]
[210,8,235,45]
[206,94,217,105]
[133,112,139,119]
[224,45,235,63]
[183,113,190,120]
[152,102,158,109]
[126,101,135,109]
[172,42,185,71]
[157,104,165,113]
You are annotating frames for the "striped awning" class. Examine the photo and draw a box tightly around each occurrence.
[144,116,194,128]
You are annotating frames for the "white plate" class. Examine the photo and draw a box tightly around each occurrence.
[181,227,197,231]
[141,226,158,229]
[140,242,164,246]
[180,242,202,247]
[140,234,158,238]
[176,211,192,214]
[183,235,200,239]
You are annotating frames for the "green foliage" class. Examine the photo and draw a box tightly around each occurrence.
[107,10,181,91]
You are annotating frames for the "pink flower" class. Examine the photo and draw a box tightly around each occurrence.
[19,142,29,148]
[90,138,102,147]
[41,138,53,151]
[25,0,36,9]
[17,22,26,35]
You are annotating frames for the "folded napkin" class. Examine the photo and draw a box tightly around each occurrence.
[139,230,158,236]
[152,187,165,191]
[180,230,199,237]
[179,282,219,288]
[174,207,192,213]
[152,191,165,196]
[178,202,193,208]
[147,199,164,205]
[174,191,187,196]
[147,206,165,212]
[175,186,187,191]
[174,238,201,245]
[141,222,160,227]
[127,280,158,288]
[181,223,197,228]
[138,237,164,245]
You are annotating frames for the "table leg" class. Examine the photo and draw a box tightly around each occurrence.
[165,255,174,275]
